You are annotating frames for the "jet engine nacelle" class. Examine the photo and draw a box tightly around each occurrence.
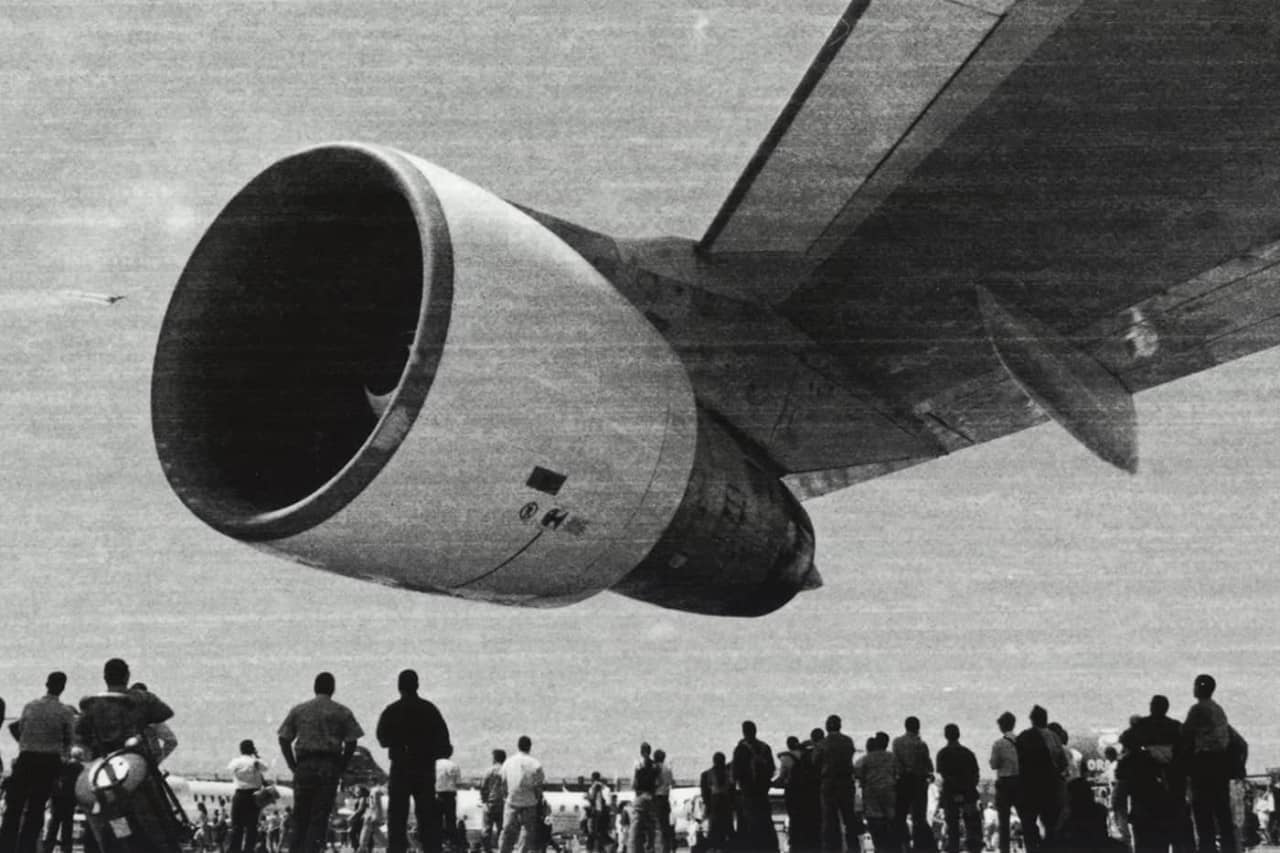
[152,143,818,615]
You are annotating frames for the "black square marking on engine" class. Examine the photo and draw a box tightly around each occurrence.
[526,466,567,496]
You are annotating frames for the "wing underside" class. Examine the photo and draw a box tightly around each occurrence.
[695,0,1280,497]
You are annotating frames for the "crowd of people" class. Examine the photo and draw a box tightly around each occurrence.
[0,660,1259,853]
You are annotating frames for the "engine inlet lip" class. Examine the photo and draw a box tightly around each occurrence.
[152,142,454,542]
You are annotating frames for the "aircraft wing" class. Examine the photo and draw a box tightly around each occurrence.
[695,0,1280,498]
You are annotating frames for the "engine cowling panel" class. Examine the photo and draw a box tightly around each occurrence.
[153,143,698,605]
[153,143,821,615]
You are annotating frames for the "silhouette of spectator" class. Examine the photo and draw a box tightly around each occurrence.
[989,712,1020,853]
[584,772,611,853]
[855,736,897,853]
[498,736,545,853]
[733,721,778,852]
[278,672,364,853]
[629,743,663,853]
[228,739,270,853]
[1,672,75,853]
[654,750,676,853]
[481,750,508,852]
[779,733,821,853]
[813,715,858,853]
[1052,778,1112,851]
[436,745,462,851]
[42,746,83,853]
[699,753,733,853]
[937,724,982,853]
[1183,675,1234,853]
[375,669,450,853]
[891,717,936,852]
[1015,705,1066,851]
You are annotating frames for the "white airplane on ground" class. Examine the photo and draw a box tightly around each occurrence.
[165,775,295,822]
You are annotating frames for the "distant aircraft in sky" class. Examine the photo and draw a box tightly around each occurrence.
[151,0,1280,615]
[62,290,126,305]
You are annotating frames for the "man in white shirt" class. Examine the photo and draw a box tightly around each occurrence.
[227,739,270,853]
[436,746,463,851]
[498,736,545,853]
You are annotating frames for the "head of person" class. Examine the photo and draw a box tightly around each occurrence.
[1049,723,1069,746]
[493,749,507,764]
[826,714,842,733]
[639,741,651,758]
[517,735,532,754]
[1150,694,1170,718]
[397,669,419,695]
[654,749,666,764]
[1029,705,1048,728]
[1194,673,1216,700]
[875,731,890,749]
[810,728,825,743]
[1104,746,1118,761]
[712,751,725,768]
[786,736,801,751]
[591,771,601,782]
[997,711,1016,734]
[104,658,129,688]
[904,716,920,734]
[240,739,257,756]
[46,671,67,696]
[314,672,335,696]
[865,737,879,752]
[742,720,757,740]
[944,723,960,743]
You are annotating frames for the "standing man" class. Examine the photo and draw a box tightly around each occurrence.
[584,772,612,853]
[891,717,935,853]
[227,739,269,853]
[854,735,898,853]
[498,736,545,853]
[0,672,76,853]
[1014,705,1066,852]
[481,750,508,853]
[629,743,663,853]
[988,713,1020,853]
[1183,674,1234,853]
[376,669,451,853]
[654,750,676,853]
[436,746,463,852]
[936,725,982,853]
[812,715,857,853]
[699,753,733,853]
[42,746,84,853]
[733,721,778,852]
[278,672,364,853]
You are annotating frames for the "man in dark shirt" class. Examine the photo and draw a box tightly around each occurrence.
[891,717,935,853]
[936,725,982,853]
[279,672,364,853]
[1014,705,1065,852]
[77,659,180,853]
[812,715,857,853]
[699,752,733,853]
[375,669,451,853]
[733,721,778,853]
[1182,674,1234,853]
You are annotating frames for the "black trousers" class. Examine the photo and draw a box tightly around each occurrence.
[1189,754,1234,853]
[388,765,437,853]
[291,756,342,853]
[229,789,262,853]
[894,774,934,852]
[0,753,62,853]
